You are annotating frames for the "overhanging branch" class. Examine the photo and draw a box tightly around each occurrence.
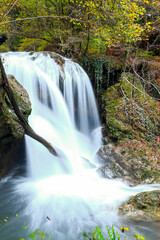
[0,57,57,157]
[0,15,88,26]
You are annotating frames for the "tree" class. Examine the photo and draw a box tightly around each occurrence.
[0,0,159,55]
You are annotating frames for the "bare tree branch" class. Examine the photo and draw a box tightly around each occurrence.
[132,59,160,99]
[123,76,146,95]
[0,0,19,22]
[0,57,58,157]
[0,15,88,26]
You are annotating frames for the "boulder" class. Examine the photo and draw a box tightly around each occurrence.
[98,72,160,185]
[0,73,31,178]
[102,72,160,141]
[118,190,160,221]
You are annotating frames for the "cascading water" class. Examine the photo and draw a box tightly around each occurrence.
[0,52,159,240]
[3,52,102,177]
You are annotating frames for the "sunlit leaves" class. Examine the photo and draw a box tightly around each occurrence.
[0,0,159,54]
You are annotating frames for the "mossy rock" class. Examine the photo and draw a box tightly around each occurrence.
[29,51,65,72]
[102,72,160,141]
[100,72,160,185]
[98,139,160,186]
[119,190,160,221]
[0,73,31,178]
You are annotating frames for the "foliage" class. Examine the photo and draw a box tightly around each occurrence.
[80,55,124,99]
[28,229,51,240]
[0,0,159,55]
[0,215,51,240]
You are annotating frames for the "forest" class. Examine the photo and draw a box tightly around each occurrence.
[0,1,160,240]
[0,0,159,55]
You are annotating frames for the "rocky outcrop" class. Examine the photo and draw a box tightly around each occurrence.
[99,72,160,186]
[98,71,160,220]
[98,141,160,186]
[118,190,160,221]
[102,72,160,141]
[0,73,31,178]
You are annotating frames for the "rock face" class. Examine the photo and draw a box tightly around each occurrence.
[0,73,31,178]
[99,72,160,186]
[98,141,160,186]
[119,190,160,221]
[102,72,160,141]
[99,71,160,220]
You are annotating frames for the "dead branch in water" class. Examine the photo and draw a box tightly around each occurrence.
[0,57,57,157]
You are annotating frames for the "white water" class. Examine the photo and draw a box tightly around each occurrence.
[1,52,159,240]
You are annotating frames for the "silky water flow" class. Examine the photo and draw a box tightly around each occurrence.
[0,52,159,240]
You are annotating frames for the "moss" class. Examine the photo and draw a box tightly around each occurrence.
[101,72,160,184]
[102,72,160,142]
[0,73,31,178]
[119,190,160,221]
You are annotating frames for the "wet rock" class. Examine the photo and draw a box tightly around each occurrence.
[30,51,65,72]
[0,74,31,178]
[97,141,160,186]
[118,190,160,221]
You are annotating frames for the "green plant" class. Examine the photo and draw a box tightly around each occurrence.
[84,225,145,240]
[28,229,51,240]
[107,226,120,240]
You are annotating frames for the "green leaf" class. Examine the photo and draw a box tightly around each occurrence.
[96,227,105,240]
[112,225,116,240]
[140,236,145,240]
[117,232,120,240]
[106,226,113,240]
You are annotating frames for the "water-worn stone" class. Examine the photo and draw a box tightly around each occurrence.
[98,141,160,186]
[118,190,160,221]
[0,73,31,178]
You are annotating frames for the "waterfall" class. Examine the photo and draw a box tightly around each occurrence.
[3,52,102,177]
[1,52,159,240]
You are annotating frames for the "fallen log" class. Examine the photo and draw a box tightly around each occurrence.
[0,57,57,157]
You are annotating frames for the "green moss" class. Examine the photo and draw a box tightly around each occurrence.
[102,72,160,142]
[119,190,160,221]
[0,73,31,178]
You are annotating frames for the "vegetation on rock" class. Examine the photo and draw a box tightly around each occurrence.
[102,72,160,141]
[119,190,160,221]
[0,72,31,178]
[100,72,160,185]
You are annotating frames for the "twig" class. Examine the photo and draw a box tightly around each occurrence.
[0,15,88,26]
[0,0,19,22]
[123,76,146,95]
